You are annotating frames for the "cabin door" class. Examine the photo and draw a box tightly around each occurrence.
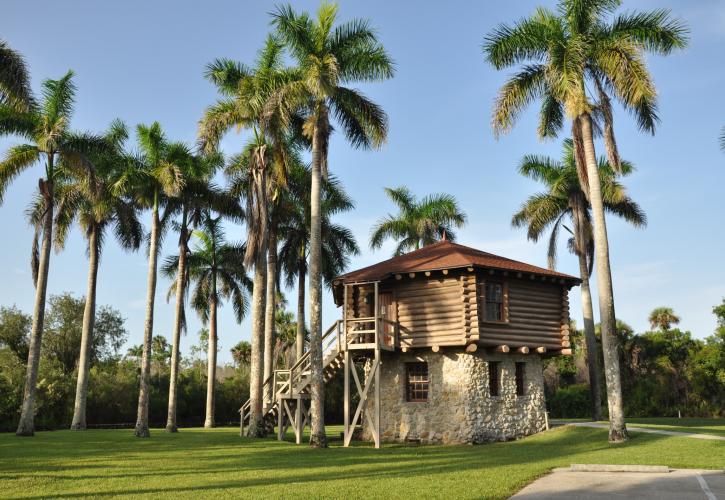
[378,292,396,348]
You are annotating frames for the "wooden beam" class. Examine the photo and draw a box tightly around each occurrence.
[560,348,572,355]
[408,272,416,278]
[494,345,510,353]
[424,271,431,277]
[431,345,440,353]
[442,269,449,275]
[395,274,402,280]
[535,346,547,354]
[401,346,408,353]
[517,346,530,354]
[465,343,478,353]
[488,269,495,275]
[467,267,474,272]
[561,340,571,348]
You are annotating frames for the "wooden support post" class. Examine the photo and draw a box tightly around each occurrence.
[374,349,381,449]
[344,349,350,445]
[535,346,547,354]
[277,399,283,441]
[494,345,510,353]
[465,343,478,353]
[295,398,303,445]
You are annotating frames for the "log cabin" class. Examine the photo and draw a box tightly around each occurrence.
[331,240,579,445]
[241,240,579,447]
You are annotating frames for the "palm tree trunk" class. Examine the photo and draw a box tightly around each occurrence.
[16,179,54,437]
[295,261,306,362]
[580,112,628,442]
[263,221,277,410]
[70,224,99,430]
[572,201,602,422]
[247,249,267,437]
[308,112,327,448]
[135,197,160,438]
[166,209,188,433]
[204,293,218,428]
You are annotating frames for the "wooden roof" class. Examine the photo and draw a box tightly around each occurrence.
[334,240,580,284]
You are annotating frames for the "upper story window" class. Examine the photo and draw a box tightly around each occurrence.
[515,362,526,396]
[405,362,429,402]
[480,281,507,322]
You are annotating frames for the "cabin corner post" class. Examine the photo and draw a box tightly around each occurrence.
[374,346,381,449]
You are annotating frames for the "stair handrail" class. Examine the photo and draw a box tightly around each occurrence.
[239,319,342,417]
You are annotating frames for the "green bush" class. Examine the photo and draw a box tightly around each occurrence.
[547,383,592,418]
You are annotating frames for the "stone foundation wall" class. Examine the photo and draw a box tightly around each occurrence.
[363,350,546,444]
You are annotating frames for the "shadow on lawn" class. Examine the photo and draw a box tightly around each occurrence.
[1,426,685,498]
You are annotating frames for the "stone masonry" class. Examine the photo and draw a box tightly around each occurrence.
[363,350,547,444]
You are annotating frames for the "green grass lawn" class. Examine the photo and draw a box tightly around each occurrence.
[0,424,722,499]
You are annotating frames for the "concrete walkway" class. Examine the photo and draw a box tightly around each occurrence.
[511,467,725,499]
[555,421,725,441]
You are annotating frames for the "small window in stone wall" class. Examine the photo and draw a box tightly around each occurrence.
[488,362,500,396]
[515,362,526,396]
[405,362,429,402]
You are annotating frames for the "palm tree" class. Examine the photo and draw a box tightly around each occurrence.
[43,119,143,430]
[511,139,645,421]
[278,164,359,362]
[0,71,108,436]
[370,187,467,255]
[199,35,296,438]
[114,122,186,438]
[162,214,251,428]
[483,0,687,442]
[0,39,34,111]
[648,307,680,332]
[162,153,238,433]
[272,1,393,447]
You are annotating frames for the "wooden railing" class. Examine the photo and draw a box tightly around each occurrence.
[240,320,343,432]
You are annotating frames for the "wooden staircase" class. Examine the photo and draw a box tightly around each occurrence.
[239,320,344,440]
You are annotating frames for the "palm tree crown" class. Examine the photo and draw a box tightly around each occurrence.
[370,187,468,256]
[649,307,680,332]
[0,39,34,111]
[511,139,645,268]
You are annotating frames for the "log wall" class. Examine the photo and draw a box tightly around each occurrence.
[342,270,571,352]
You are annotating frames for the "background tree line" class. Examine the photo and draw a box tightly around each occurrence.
[546,302,725,419]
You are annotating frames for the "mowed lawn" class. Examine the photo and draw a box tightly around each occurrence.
[1,423,723,499]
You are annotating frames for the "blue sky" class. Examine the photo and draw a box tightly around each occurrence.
[2,0,724,364]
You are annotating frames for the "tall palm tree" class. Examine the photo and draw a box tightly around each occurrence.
[199,35,296,437]
[162,153,238,433]
[44,120,143,430]
[511,139,645,421]
[483,0,687,442]
[0,71,108,436]
[272,1,393,447]
[114,122,186,438]
[278,164,359,361]
[0,39,34,111]
[162,214,251,428]
[370,187,467,255]
[648,307,680,332]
